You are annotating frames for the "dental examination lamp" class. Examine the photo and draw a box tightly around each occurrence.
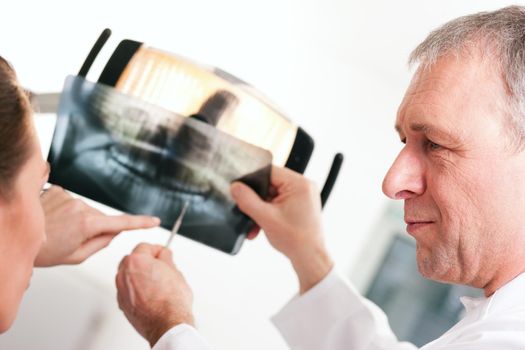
[32,29,343,253]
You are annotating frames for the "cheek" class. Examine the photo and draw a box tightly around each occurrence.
[426,161,482,234]
[11,193,46,273]
[427,157,509,254]
[469,161,525,241]
[0,195,45,332]
[11,193,45,279]
[24,196,46,255]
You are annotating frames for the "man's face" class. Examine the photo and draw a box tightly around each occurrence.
[382,52,525,291]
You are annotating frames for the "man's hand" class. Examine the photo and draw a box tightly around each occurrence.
[35,186,160,267]
[116,243,194,347]
[231,166,333,294]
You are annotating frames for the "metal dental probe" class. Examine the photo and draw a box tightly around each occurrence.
[165,201,189,248]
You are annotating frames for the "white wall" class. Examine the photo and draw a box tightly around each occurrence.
[1,1,521,349]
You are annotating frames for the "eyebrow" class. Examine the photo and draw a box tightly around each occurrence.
[395,122,461,144]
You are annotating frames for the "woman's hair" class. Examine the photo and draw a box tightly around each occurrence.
[0,57,32,198]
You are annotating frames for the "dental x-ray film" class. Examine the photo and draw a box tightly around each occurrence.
[110,45,297,166]
[48,75,272,254]
[95,41,314,175]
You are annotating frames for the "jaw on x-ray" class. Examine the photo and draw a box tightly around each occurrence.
[48,75,272,254]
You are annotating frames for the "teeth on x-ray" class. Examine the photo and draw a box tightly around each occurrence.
[115,46,297,167]
[48,75,272,253]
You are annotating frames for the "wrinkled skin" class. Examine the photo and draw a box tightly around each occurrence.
[383,52,525,295]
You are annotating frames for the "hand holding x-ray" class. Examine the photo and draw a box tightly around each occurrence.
[41,32,339,254]
[48,76,272,254]
[231,166,333,294]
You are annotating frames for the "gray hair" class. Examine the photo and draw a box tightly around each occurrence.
[409,5,525,146]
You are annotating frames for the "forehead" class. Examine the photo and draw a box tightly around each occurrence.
[395,53,507,136]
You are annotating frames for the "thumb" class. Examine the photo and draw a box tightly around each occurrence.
[157,248,175,267]
[230,182,273,225]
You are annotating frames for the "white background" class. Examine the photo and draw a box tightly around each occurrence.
[0,1,521,349]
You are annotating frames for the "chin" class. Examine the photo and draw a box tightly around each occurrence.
[417,251,444,281]
[417,254,457,284]
[416,257,433,280]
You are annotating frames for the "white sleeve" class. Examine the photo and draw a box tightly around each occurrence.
[152,324,213,350]
[271,268,418,350]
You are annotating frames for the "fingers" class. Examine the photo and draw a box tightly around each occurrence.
[231,166,300,214]
[247,225,260,240]
[231,182,274,225]
[132,242,164,257]
[118,254,129,272]
[67,234,116,264]
[132,243,174,265]
[89,214,161,237]
[268,185,278,199]
[40,185,70,212]
[115,261,136,309]
[40,184,64,200]
[270,165,301,187]
[157,248,175,267]
[129,243,175,267]
[115,273,127,311]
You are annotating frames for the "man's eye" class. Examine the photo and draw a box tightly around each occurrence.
[427,140,441,150]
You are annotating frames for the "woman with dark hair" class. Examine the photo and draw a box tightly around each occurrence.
[0,56,160,332]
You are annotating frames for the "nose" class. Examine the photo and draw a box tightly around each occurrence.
[382,146,426,200]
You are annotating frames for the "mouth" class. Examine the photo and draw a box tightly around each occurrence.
[405,220,434,235]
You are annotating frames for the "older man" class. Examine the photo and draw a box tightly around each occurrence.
[116,5,525,350]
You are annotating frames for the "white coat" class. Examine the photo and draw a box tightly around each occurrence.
[152,269,525,350]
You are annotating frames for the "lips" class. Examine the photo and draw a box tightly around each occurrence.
[405,219,434,235]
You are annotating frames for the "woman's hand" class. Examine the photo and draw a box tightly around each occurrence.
[35,185,160,267]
